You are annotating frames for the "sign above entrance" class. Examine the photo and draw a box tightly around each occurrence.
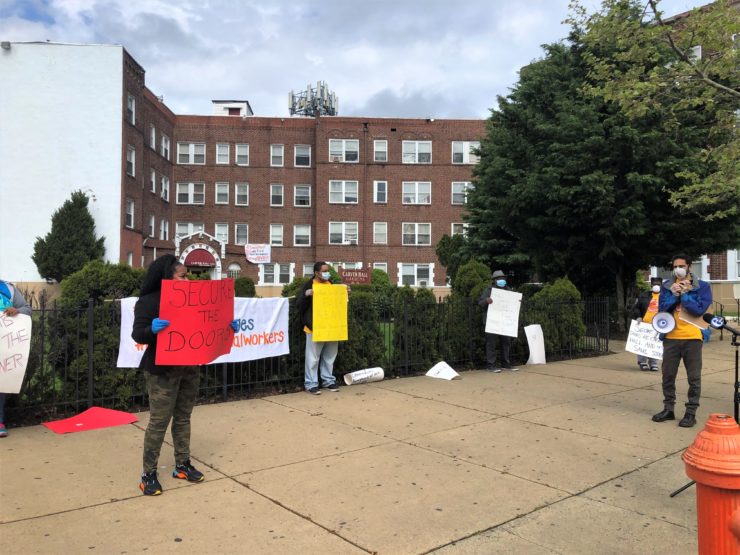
[339,268,371,284]
[184,248,216,267]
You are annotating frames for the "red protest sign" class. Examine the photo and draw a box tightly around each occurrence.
[155,279,235,365]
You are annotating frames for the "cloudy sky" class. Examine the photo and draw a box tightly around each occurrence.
[0,0,708,118]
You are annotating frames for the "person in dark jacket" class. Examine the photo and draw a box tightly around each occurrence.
[477,270,517,372]
[295,261,347,394]
[630,276,663,371]
[132,255,205,495]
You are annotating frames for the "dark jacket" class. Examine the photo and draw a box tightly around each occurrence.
[295,278,316,331]
[630,290,656,320]
[132,290,168,375]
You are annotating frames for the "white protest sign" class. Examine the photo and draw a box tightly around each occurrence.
[485,288,522,337]
[524,324,546,365]
[0,313,32,394]
[426,361,460,380]
[117,297,289,368]
[245,244,271,264]
[625,320,663,360]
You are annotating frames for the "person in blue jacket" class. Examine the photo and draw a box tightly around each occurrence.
[651,255,712,428]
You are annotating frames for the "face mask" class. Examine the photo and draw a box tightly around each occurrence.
[673,267,687,279]
[321,272,331,281]
[496,279,506,288]
[652,285,660,293]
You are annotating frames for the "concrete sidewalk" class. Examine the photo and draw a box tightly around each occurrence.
[1,340,737,554]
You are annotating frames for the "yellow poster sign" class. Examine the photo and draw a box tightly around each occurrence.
[312,284,348,342]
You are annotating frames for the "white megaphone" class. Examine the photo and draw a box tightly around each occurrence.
[652,312,676,334]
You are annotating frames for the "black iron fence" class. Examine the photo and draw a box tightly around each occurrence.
[7,295,609,424]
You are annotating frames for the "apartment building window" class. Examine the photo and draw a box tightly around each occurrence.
[374,140,388,162]
[402,140,432,164]
[177,142,206,165]
[227,264,242,279]
[374,262,388,274]
[149,124,156,148]
[271,144,284,167]
[148,215,155,237]
[399,263,432,287]
[125,198,135,228]
[161,135,170,160]
[402,181,431,204]
[329,222,358,245]
[176,222,204,237]
[126,94,135,125]
[295,145,311,167]
[329,180,358,204]
[374,181,387,203]
[402,223,431,246]
[451,223,468,236]
[294,224,311,246]
[303,264,314,277]
[373,222,387,244]
[161,176,170,202]
[215,182,229,204]
[235,223,248,245]
[215,223,228,244]
[235,183,249,206]
[270,224,283,246]
[294,185,311,207]
[235,144,249,165]
[150,169,156,192]
[216,143,229,165]
[176,182,205,205]
[126,146,135,177]
[160,219,169,240]
[451,182,473,205]
[262,263,292,285]
[452,141,480,164]
[329,139,359,163]
[270,184,284,207]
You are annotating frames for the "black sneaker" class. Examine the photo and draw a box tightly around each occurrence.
[172,460,205,483]
[140,471,163,495]
[307,387,321,395]
[324,383,339,392]
[501,363,519,372]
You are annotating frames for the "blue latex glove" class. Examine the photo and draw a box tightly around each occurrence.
[231,319,240,332]
[151,318,170,334]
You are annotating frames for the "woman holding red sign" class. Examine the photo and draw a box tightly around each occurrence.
[132,254,206,496]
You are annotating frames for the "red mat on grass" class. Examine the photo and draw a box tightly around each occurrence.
[42,407,138,434]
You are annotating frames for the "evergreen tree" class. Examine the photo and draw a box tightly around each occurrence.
[466,9,738,327]
[32,191,106,282]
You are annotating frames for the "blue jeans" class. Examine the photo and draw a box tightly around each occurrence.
[304,334,338,389]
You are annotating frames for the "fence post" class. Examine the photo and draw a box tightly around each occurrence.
[222,363,228,400]
[87,298,94,408]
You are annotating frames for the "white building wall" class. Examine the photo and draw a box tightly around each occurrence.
[0,42,123,282]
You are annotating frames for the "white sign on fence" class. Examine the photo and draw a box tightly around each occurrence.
[625,320,663,360]
[0,313,32,394]
[485,288,522,338]
[524,324,546,365]
[117,297,289,368]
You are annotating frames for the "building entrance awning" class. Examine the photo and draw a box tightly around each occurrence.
[184,249,216,267]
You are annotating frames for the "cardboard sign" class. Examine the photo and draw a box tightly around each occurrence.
[118,297,289,367]
[626,320,663,360]
[156,279,235,365]
[485,288,522,337]
[0,312,32,394]
[524,324,546,365]
[245,244,271,264]
[312,284,348,342]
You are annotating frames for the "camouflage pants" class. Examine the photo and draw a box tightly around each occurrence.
[142,367,200,473]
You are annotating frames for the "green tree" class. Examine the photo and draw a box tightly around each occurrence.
[453,259,490,299]
[580,0,740,221]
[466,19,738,329]
[435,234,468,286]
[32,191,106,282]
[234,277,256,297]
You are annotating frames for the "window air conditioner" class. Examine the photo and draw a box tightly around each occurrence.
[418,280,428,287]
[331,155,343,162]
[348,239,357,245]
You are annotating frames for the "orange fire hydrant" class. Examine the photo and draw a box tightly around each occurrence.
[683,413,740,554]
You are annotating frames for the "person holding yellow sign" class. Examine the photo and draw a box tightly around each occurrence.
[295,262,349,395]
